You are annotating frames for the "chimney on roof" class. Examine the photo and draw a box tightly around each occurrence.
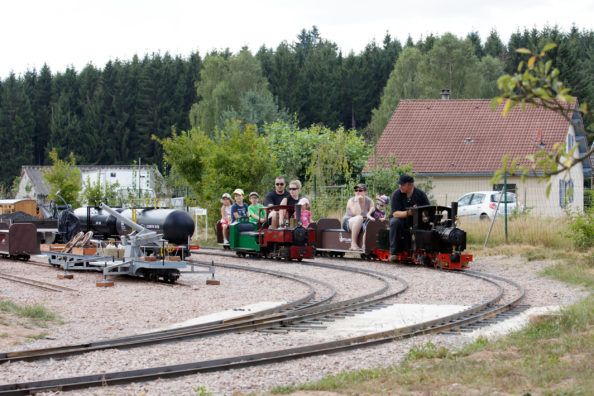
[440,89,450,100]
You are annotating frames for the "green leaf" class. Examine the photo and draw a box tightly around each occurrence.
[541,42,557,53]
[516,48,532,55]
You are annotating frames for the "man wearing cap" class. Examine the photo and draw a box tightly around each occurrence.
[230,189,249,224]
[389,175,430,262]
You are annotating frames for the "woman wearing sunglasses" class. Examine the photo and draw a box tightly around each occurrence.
[342,183,375,251]
[279,180,302,225]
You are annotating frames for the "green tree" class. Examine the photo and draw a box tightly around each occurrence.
[492,43,594,191]
[368,46,425,140]
[478,55,506,98]
[265,122,370,183]
[419,33,481,98]
[81,175,120,206]
[219,89,290,132]
[484,29,506,60]
[154,127,212,197]
[189,48,271,134]
[42,148,82,207]
[0,73,35,188]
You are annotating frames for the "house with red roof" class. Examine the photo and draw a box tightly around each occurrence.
[365,98,592,217]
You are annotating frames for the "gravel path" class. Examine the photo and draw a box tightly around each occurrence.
[0,253,586,395]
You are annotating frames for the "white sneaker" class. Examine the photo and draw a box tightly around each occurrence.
[223,238,229,244]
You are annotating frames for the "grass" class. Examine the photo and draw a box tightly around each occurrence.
[462,215,571,249]
[268,244,594,395]
[0,299,61,327]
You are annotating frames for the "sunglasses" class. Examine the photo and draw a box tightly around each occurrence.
[276,183,285,186]
[377,203,384,207]
[289,187,298,190]
[354,189,364,192]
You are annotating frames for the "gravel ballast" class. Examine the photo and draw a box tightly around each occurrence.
[0,253,586,395]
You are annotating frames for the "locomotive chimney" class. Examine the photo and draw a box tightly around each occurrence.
[440,89,450,100]
[451,201,458,223]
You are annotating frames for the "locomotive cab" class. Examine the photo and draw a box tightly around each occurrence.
[408,204,471,269]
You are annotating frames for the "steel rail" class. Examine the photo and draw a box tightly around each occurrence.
[0,273,76,293]
[0,259,400,363]
[0,270,522,395]
[0,260,325,363]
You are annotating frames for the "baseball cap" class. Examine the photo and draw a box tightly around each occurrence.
[298,197,309,206]
[249,191,259,198]
[397,174,414,185]
[221,193,232,199]
[378,195,390,204]
[233,188,245,196]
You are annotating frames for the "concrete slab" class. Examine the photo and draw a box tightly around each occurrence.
[466,305,561,339]
[158,301,287,331]
[305,304,468,338]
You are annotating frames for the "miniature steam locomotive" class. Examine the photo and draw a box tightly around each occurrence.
[217,205,315,261]
[312,203,471,270]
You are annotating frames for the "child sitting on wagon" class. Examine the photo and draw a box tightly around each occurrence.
[297,197,312,227]
[247,192,265,224]
[220,193,233,244]
[372,195,390,220]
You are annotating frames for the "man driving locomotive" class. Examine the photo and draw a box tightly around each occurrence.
[389,174,430,262]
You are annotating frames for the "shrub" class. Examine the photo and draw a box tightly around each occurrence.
[564,206,594,250]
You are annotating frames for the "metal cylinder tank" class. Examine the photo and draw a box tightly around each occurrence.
[72,207,195,244]
[115,208,195,244]
[72,207,120,237]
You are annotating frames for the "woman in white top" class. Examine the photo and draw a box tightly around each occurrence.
[342,183,374,251]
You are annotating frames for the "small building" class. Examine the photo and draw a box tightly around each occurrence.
[0,199,40,217]
[365,98,592,217]
[15,165,164,205]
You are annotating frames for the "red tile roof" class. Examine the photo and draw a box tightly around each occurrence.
[365,99,575,174]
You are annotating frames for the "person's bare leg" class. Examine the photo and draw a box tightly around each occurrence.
[270,212,279,228]
[349,216,363,250]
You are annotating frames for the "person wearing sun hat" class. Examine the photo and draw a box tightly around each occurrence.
[247,191,265,224]
[230,188,248,224]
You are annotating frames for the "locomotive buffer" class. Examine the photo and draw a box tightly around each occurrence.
[43,203,187,284]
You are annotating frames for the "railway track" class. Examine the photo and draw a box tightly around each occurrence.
[0,272,77,293]
[0,259,401,364]
[0,260,524,395]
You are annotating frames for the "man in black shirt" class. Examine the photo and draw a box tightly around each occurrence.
[389,174,430,262]
[264,176,290,228]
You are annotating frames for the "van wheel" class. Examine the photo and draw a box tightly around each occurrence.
[480,213,489,220]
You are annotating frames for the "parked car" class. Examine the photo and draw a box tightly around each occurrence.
[457,191,523,220]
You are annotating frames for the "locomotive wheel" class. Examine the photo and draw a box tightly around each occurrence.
[297,258,303,262]
[148,271,158,282]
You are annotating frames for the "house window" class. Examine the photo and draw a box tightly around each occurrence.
[566,133,575,154]
[559,180,574,208]
[493,184,517,194]
[110,172,116,178]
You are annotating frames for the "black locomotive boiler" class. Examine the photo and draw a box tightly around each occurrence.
[62,207,195,248]
[313,202,471,270]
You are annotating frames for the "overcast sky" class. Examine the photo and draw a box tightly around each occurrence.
[2,0,593,79]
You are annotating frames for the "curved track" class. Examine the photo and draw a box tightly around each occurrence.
[0,257,524,395]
